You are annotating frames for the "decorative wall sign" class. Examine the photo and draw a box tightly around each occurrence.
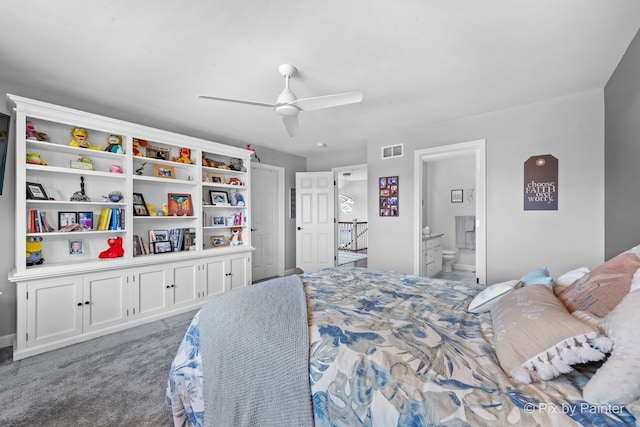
[379,176,399,216]
[524,154,558,210]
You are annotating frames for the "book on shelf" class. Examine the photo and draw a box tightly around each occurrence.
[27,210,55,233]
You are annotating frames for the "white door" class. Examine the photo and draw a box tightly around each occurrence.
[296,172,335,273]
[251,163,284,281]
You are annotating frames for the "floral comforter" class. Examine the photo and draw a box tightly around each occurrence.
[167,267,636,426]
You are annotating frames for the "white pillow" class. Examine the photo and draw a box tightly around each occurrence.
[583,289,640,406]
[554,267,590,294]
[468,280,520,313]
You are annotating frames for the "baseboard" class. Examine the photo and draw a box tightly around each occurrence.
[0,333,15,349]
[453,263,475,272]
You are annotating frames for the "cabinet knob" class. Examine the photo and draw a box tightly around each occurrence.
[84,301,90,305]
[77,302,82,307]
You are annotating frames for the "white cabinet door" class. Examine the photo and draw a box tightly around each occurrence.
[82,271,128,333]
[26,277,83,348]
[229,254,250,291]
[170,260,199,309]
[201,258,227,298]
[132,265,170,319]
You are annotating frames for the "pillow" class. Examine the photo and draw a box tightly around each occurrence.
[468,280,520,313]
[490,285,612,384]
[557,249,640,317]
[553,267,590,294]
[583,290,640,406]
[520,267,553,286]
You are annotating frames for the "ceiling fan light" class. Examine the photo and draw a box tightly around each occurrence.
[276,104,299,117]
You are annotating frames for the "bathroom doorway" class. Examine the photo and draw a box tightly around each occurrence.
[413,140,486,284]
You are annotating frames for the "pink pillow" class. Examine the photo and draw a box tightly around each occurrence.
[557,251,640,317]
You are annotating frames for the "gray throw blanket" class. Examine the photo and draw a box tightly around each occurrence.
[200,275,313,427]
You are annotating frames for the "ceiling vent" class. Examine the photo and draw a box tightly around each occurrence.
[381,144,403,159]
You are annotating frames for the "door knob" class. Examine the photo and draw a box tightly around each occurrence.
[297,226,303,230]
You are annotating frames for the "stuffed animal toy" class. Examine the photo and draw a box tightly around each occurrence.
[26,236,44,266]
[229,227,243,246]
[173,147,192,164]
[26,121,50,141]
[202,154,215,168]
[146,204,157,216]
[99,236,124,258]
[229,158,245,171]
[26,153,47,165]
[105,134,124,154]
[69,127,102,150]
[132,138,148,156]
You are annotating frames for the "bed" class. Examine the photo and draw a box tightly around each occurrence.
[166,266,638,426]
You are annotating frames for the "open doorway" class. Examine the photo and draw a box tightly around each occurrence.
[413,140,486,284]
[334,164,368,268]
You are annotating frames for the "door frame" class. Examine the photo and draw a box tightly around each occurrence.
[413,139,486,283]
[251,162,285,279]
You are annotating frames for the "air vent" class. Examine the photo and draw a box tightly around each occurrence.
[381,144,403,159]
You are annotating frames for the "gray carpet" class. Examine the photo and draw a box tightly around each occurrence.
[0,309,198,427]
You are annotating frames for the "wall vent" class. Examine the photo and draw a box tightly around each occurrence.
[381,144,403,159]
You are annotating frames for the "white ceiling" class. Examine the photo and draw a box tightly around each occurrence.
[1,1,638,158]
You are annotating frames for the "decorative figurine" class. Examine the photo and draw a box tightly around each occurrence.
[229,227,243,246]
[109,164,123,173]
[70,176,91,201]
[69,127,102,150]
[132,138,148,156]
[135,162,146,175]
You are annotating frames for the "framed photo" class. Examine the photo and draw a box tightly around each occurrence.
[146,145,170,161]
[132,192,150,216]
[152,240,172,254]
[153,164,176,179]
[148,229,169,243]
[78,211,93,230]
[210,190,229,205]
[26,182,49,200]
[168,193,193,216]
[451,189,463,203]
[210,235,226,247]
[212,216,225,225]
[68,239,83,254]
[58,211,78,229]
[207,173,225,184]
[379,176,399,217]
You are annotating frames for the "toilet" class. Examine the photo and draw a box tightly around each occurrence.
[441,249,458,273]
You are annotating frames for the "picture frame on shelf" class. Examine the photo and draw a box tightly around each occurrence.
[210,235,226,247]
[153,164,176,179]
[207,173,225,184]
[146,145,170,161]
[152,240,172,254]
[212,216,225,225]
[58,212,78,229]
[78,211,93,230]
[26,182,49,200]
[210,190,229,206]
[167,193,193,216]
[148,229,169,243]
[68,239,83,254]
[133,192,150,216]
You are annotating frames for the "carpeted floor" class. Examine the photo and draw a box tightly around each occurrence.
[0,309,198,427]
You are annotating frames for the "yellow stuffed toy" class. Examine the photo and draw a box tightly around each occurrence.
[69,127,102,150]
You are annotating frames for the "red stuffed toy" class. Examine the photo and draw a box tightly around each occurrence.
[99,236,124,258]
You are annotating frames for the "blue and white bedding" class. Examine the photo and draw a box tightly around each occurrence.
[166,267,636,426]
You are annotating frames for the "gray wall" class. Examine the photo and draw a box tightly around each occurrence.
[605,29,640,260]
[366,90,606,284]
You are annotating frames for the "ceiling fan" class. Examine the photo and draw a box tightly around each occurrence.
[199,64,363,137]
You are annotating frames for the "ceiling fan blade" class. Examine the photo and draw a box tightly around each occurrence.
[281,115,300,137]
[291,91,363,112]
[198,95,275,108]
